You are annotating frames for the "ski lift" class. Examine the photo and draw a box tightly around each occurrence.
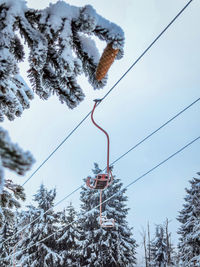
[86,99,115,228]
[86,99,113,190]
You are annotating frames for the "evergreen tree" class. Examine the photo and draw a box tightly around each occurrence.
[0,221,14,266]
[0,178,26,227]
[164,218,175,267]
[171,249,181,267]
[146,220,175,267]
[0,0,124,193]
[78,163,137,266]
[56,202,80,266]
[17,184,61,266]
[177,173,200,266]
[0,178,27,266]
[149,225,167,267]
[0,179,26,266]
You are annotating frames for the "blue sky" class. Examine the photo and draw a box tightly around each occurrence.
[3,0,200,262]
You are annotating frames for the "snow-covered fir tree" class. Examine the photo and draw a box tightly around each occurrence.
[56,202,80,266]
[0,180,26,266]
[78,163,137,266]
[16,184,62,266]
[0,178,26,227]
[147,219,176,267]
[171,249,181,267]
[149,225,167,267]
[177,173,200,266]
[0,0,124,193]
[142,220,175,267]
[0,220,14,266]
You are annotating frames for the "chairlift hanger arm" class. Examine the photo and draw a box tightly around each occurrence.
[91,100,110,174]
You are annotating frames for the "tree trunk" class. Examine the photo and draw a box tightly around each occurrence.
[165,218,171,266]
[143,232,148,267]
[148,222,151,265]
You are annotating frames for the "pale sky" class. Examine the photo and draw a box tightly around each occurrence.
[3,0,200,263]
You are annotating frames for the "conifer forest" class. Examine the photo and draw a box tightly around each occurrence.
[0,0,199,266]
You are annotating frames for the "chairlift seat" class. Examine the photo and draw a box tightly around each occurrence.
[101,216,115,228]
[86,174,109,190]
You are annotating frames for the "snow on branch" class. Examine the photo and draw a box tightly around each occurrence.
[0,127,34,177]
[0,179,26,227]
[0,0,124,120]
[0,127,34,194]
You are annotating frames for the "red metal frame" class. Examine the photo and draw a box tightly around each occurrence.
[86,172,113,190]
[86,99,113,190]
[91,100,110,175]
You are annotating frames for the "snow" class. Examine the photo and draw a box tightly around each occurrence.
[0,159,4,194]
[0,0,27,35]
[97,14,124,49]
[44,1,79,22]
[0,0,27,14]
[77,5,98,33]
[78,34,100,64]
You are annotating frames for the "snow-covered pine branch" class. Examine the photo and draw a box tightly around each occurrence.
[0,0,124,119]
[0,178,26,229]
[0,127,34,196]
[0,125,34,228]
